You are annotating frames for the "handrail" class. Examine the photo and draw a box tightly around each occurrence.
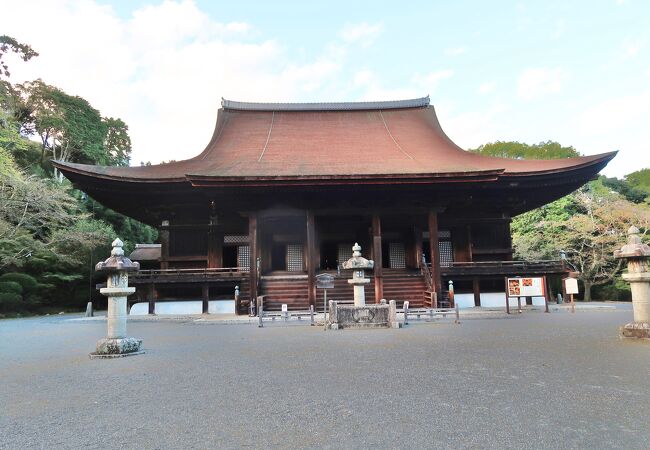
[421,254,433,291]
[425,260,564,267]
[131,267,250,280]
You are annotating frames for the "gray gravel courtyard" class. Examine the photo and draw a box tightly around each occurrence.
[1,306,649,449]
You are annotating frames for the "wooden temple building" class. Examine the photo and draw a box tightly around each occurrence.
[54,96,615,314]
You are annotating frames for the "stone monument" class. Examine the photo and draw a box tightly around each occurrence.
[90,238,144,358]
[326,243,399,329]
[614,226,650,339]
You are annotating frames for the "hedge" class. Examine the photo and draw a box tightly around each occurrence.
[0,281,23,295]
[0,292,22,312]
[0,273,38,293]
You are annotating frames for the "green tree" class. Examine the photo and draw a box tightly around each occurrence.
[0,35,38,80]
[513,181,650,301]
[470,140,580,159]
[102,117,131,166]
[600,176,648,204]
[625,168,650,196]
[17,79,106,178]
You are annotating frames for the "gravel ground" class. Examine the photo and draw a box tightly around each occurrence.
[1,307,648,449]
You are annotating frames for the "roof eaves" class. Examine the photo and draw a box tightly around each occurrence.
[220,96,430,112]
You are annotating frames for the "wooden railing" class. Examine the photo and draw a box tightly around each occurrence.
[437,260,567,275]
[131,267,249,282]
[420,254,434,291]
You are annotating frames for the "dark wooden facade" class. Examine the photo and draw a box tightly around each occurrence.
[54,97,615,313]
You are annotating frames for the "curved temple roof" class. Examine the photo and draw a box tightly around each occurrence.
[53,97,616,186]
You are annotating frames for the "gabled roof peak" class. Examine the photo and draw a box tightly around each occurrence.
[221,96,430,112]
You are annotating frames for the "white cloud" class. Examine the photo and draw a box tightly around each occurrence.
[478,81,496,95]
[622,37,646,58]
[444,46,466,56]
[552,18,566,39]
[0,0,345,165]
[517,67,567,100]
[413,70,454,90]
[353,70,419,100]
[338,22,384,47]
[565,90,650,177]
[436,102,512,150]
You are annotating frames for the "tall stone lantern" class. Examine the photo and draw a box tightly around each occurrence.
[90,238,144,358]
[614,226,650,339]
[342,243,374,307]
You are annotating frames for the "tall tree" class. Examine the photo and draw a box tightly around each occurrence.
[15,80,132,179]
[102,117,131,166]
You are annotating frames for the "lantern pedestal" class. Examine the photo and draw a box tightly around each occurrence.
[614,227,650,340]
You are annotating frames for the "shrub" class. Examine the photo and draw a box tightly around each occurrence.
[0,281,23,295]
[0,292,22,312]
[0,273,38,293]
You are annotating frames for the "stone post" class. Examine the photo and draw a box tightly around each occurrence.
[614,226,650,339]
[91,238,144,358]
[342,243,374,307]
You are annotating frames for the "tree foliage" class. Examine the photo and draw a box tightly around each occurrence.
[469,140,580,159]
[513,180,650,301]
[0,36,155,315]
[0,35,38,79]
[600,176,648,204]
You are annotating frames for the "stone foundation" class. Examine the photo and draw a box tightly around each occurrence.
[619,322,650,339]
[326,300,400,329]
[90,337,144,359]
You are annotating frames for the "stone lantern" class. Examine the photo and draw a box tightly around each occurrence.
[614,226,650,339]
[90,238,144,358]
[342,243,374,307]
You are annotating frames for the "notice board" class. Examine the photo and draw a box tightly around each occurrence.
[507,277,545,297]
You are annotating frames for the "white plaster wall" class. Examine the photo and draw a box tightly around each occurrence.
[454,292,546,308]
[130,300,235,315]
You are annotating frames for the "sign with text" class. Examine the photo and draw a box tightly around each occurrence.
[564,278,579,295]
[507,277,544,297]
[316,273,335,289]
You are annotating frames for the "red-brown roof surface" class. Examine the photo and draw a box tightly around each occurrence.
[54,98,616,184]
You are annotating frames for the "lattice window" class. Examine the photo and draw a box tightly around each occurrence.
[439,240,453,267]
[389,242,406,268]
[225,235,249,244]
[237,245,250,270]
[286,244,304,271]
[438,230,451,239]
[337,244,352,266]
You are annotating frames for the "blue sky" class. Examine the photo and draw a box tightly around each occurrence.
[2,0,648,176]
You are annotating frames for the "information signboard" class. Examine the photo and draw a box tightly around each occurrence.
[506,277,545,297]
[564,278,579,295]
[316,273,335,289]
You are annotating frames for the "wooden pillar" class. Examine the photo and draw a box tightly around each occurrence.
[148,283,155,315]
[504,218,513,261]
[306,211,316,308]
[202,284,209,314]
[248,213,259,302]
[466,225,473,262]
[372,214,383,303]
[473,278,481,307]
[413,226,423,269]
[543,275,550,313]
[159,220,170,270]
[207,226,223,269]
[428,210,442,293]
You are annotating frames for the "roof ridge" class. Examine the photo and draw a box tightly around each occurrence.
[221,96,430,112]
